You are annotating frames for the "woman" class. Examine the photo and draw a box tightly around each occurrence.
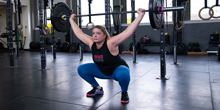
[69,8,145,104]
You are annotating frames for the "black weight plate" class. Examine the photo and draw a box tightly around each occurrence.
[35,42,40,50]
[70,43,77,52]
[149,0,164,30]
[29,41,35,50]
[61,42,69,52]
[51,2,71,32]
[70,43,79,52]
[177,43,186,54]
[0,42,4,50]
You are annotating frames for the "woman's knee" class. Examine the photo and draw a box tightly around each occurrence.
[77,64,88,76]
[115,66,130,79]
[77,63,98,76]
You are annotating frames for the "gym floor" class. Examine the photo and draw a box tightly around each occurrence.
[0,51,219,110]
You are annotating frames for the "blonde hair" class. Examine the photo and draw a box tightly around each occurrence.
[93,25,111,39]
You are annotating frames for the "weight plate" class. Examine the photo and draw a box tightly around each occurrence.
[51,2,71,32]
[149,0,164,30]
[61,42,70,52]
[177,43,186,54]
[29,41,35,50]
[0,42,4,50]
[70,43,77,52]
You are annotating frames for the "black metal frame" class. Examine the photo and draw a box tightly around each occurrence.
[14,0,20,57]
[105,0,111,34]
[157,0,169,80]
[7,0,14,67]
[39,0,46,70]
[158,27,169,80]
[51,0,57,60]
[131,0,137,63]
[173,0,178,64]
[78,0,84,61]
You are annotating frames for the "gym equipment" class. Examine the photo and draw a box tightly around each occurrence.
[17,0,22,30]
[177,43,186,54]
[29,41,40,50]
[43,0,49,35]
[69,43,79,52]
[149,0,164,29]
[29,41,35,50]
[51,2,72,32]
[86,0,94,30]
[6,0,14,67]
[22,26,27,49]
[112,5,122,36]
[51,0,185,32]
[210,0,220,18]
[175,21,185,30]
[0,33,9,38]
[175,1,187,30]
[61,42,70,52]
[0,42,4,50]
[199,0,214,20]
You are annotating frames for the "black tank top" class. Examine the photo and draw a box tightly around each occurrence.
[92,39,129,76]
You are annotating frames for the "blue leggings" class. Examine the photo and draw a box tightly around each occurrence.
[77,63,130,92]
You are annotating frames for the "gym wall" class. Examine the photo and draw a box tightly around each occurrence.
[69,21,220,53]
[0,7,7,48]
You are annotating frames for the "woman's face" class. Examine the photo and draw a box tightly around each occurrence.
[92,28,106,43]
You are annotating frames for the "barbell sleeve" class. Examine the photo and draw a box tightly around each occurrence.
[62,6,184,18]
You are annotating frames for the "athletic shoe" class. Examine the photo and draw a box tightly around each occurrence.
[121,92,129,104]
[86,87,104,97]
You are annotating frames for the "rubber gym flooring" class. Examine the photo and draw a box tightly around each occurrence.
[0,51,219,110]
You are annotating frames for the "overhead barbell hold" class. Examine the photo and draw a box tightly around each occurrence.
[51,1,185,32]
[61,6,184,19]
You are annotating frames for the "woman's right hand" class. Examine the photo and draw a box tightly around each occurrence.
[137,8,145,17]
[69,14,76,21]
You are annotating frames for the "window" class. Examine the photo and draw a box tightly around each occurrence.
[191,0,220,20]
[46,9,51,27]
[81,0,113,26]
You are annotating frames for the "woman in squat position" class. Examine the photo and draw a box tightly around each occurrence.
[69,8,145,104]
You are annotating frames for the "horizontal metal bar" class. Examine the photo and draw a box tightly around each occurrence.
[74,10,142,17]
[207,51,218,54]
[64,6,184,18]
[163,6,185,12]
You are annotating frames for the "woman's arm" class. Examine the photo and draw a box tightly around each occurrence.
[69,14,93,47]
[108,8,145,47]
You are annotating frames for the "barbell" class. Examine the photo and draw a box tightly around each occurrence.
[51,0,185,32]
